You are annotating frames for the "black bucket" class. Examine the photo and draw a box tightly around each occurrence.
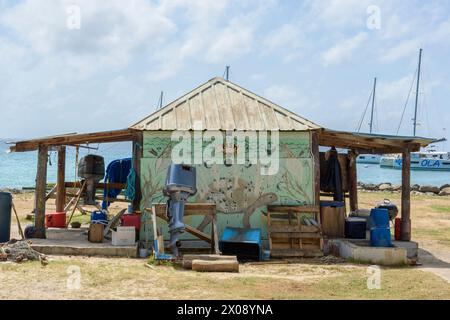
[0,192,12,243]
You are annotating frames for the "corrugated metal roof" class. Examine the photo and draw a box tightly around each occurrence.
[130,77,322,131]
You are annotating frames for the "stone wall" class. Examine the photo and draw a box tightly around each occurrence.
[358,182,450,196]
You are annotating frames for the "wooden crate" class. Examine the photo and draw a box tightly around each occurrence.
[267,206,323,258]
[320,205,346,238]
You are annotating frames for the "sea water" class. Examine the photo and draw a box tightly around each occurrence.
[357,163,450,186]
[1,139,450,188]
[0,139,131,189]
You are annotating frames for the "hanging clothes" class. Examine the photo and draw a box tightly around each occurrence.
[320,147,344,202]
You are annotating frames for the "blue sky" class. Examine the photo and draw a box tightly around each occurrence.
[1,0,449,145]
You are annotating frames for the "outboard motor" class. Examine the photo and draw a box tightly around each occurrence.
[163,164,197,258]
[376,199,398,221]
[78,155,105,205]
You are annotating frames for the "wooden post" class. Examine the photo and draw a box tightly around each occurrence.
[348,149,358,212]
[401,147,411,241]
[132,132,143,212]
[311,130,321,224]
[34,145,48,238]
[55,146,66,213]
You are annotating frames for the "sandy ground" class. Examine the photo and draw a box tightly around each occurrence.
[1,191,449,299]
[358,190,450,283]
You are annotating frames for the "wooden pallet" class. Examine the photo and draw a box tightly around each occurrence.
[267,205,323,258]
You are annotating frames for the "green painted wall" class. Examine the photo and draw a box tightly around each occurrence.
[139,131,314,242]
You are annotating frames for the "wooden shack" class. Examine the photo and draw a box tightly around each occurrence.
[9,77,437,251]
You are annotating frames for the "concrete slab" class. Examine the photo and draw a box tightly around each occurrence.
[46,228,89,241]
[328,239,408,266]
[392,240,418,259]
[30,238,138,258]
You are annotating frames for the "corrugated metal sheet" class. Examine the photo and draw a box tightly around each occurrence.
[130,77,322,131]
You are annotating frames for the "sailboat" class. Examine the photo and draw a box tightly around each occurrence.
[356,77,382,164]
[380,49,450,171]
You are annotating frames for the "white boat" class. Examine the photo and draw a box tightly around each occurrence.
[380,150,450,171]
[356,154,381,164]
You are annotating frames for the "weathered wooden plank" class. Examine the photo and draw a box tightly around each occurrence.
[269,232,322,239]
[214,82,235,130]
[267,205,319,213]
[201,87,221,130]
[161,109,177,130]
[242,94,263,130]
[65,182,126,189]
[227,87,249,130]
[274,110,291,130]
[257,102,278,130]
[311,130,321,224]
[13,129,136,152]
[55,146,66,213]
[150,203,217,216]
[132,132,143,211]
[175,101,191,130]
[34,145,48,238]
[188,93,205,129]
[347,149,358,212]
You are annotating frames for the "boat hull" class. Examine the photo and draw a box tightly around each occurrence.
[381,157,450,171]
[356,154,381,164]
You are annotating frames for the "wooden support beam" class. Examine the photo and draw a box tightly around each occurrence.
[348,149,358,212]
[401,148,411,241]
[311,131,321,224]
[65,181,126,189]
[132,132,143,211]
[12,129,136,152]
[55,146,66,212]
[34,145,48,238]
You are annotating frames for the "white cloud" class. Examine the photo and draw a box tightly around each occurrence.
[206,19,254,63]
[379,39,421,63]
[322,32,368,66]
[307,0,371,29]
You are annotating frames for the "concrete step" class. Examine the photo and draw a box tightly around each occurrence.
[46,227,89,241]
[30,239,138,258]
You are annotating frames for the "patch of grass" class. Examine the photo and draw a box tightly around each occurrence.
[147,254,176,267]
[430,205,450,213]
[414,228,450,246]
[69,213,91,225]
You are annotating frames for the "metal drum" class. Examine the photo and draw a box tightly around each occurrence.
[0,192,12,243]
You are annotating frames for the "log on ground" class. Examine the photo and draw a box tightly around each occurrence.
[191,259,239,273]
[182,254,237,269]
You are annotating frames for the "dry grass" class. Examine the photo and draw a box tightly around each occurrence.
[359,190,450,248]
[1,256,449,300]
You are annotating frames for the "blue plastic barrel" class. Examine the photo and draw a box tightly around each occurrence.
[370,227,392,247]
[370,208,390,228]
[0,192,12,243]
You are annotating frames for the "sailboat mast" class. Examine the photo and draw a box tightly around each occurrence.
[413,48,422,136]
[369,77,377,133]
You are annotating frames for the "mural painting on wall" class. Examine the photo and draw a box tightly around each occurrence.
[140,131,313,234]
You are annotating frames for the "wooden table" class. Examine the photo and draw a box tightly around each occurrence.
[145,203,219,254]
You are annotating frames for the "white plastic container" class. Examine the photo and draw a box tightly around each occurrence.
[111,226,136,246]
